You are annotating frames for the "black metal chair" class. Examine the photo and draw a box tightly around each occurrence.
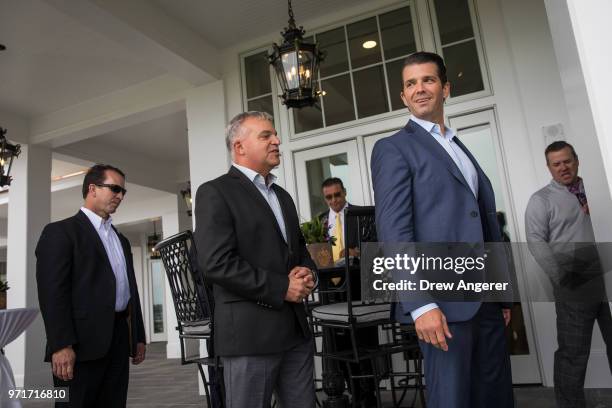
[154,230,224,408]
[308,206,426,407]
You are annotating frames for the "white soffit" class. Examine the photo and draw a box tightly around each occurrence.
[0,0,164,118]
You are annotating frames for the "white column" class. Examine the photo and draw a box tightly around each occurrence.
[544,0,612,241]
[161,205,181,358]
[5,144,52,387]
[186,80,229,202]
[185,80,227,394]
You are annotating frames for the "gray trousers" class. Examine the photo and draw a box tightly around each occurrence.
[554,301,612,408]
[221,338,315,408]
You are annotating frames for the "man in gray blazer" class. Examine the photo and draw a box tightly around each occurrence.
[525,141,612,408]
[194,111,317,407]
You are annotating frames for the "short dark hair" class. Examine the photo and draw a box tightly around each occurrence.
[401,51,448,88]
[82,164,126,199]
[321,177,345,190]
[545,141,578,163]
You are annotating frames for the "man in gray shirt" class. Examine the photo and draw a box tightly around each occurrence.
[525,141,612,408]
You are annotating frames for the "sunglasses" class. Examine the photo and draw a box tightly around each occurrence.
[95,183,127,196]
[324,192,343,200]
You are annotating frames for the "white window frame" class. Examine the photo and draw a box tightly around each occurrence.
[426,0,492,104]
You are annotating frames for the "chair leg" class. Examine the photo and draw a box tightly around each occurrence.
[368,356,383,408]
[389,352,399,408]
[416,357,426,408]
[196,363,213,408]
[342,361,355,408]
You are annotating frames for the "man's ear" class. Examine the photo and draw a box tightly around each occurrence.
[443,81,450,102]
[400,91,409,108]
[233,140,244,157]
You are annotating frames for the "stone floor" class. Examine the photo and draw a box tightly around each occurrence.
[22,342,612,407]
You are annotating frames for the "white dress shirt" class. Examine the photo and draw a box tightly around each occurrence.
[232,163,288,242]
[80,207,131,311]
[408,116,480,321]
[325,202,349,243]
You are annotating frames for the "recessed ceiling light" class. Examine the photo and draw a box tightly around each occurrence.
[362,40,377,49]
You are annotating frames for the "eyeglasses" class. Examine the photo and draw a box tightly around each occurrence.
[324,192,343,200]
[95,183,127,196]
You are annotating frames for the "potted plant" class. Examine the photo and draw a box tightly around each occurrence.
[0,280,8,310]
[300,217,336,268]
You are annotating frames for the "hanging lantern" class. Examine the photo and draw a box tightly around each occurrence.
[180,182,192,217]
[269,0,324,109]
[147,220,161,259]
[0,128,21,187]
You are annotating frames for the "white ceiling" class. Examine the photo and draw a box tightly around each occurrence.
[0,0,164,118]
[153,0,374,49]
[63,111,188,167]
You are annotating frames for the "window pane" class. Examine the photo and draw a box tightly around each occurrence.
[434,0,474,44]
[247,95,274,117]
[293,103,324,133]
[244,52,271,98]
[443,40,484,97]
[321,74,355,126]
[347,17,382,69]
[306,153,349,217]
[386,59,406,111]
[318,28,349,78]
[354,66,388,118]
[380,7,416,60]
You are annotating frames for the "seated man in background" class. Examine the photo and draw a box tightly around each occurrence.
[318,177,360,262]
[319,177,378,407]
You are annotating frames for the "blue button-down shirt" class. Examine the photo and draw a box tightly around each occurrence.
[232,163,288,242]
[411,116,479,198]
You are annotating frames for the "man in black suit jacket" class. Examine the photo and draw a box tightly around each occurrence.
[36,164,146,408]
[318,177,360,260]
[194,111,317,408]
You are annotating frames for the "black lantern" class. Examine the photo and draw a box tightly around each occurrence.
[180,182,192,217]
[269,0,324,108]
[147,220,161,259]
[0,128,21,187]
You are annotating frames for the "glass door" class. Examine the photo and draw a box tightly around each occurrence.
[448,109,541,384]
[149,259,167,342]
[293,140,366,221]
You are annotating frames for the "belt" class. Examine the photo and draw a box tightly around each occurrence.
[115,309,129,320]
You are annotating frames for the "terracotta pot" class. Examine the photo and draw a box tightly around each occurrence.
[0,292,6,310]
[306,243,334,269]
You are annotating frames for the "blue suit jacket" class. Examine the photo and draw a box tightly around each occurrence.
[371,119,502,323]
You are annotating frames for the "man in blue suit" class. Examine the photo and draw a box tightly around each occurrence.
[371,52,514,408]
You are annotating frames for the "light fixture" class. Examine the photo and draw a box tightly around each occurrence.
[180,182,192,217]
[362,40,377,49]
[147,220,161,259]
[0,128,21,187]
[269,0,325,109]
